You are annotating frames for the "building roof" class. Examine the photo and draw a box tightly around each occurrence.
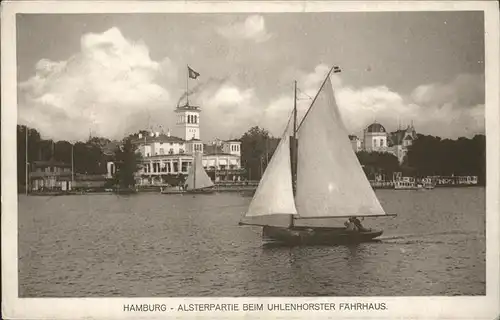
[203,144,224,154]
[131,134,185,145]
[348,135,359,141]
[204,152,238,157]
[225,139,242,143]
[388,126,417,146]
[175,104,201,112]
[366,122,386,133]
[388,130,404,146]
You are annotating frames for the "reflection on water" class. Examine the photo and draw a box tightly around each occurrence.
[18,188,485,297]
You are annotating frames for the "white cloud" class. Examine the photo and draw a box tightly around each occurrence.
[18,27,173,141]
[18,27,484,143]
[195,83,262,140]
[216,15,272,43]
[255,65,485,140]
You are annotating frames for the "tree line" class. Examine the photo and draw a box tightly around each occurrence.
[239,126,486,185]
[16,124,486,189]
[16,125,138,190]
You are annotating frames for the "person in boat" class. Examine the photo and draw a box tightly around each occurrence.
[352,217,370,232]
[344,218,358,232]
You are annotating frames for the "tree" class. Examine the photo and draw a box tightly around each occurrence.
[240,126,279,180]
[54,141,72,164]
[356,151,400,180]
[17,125,41,190]
[404,133,486,184]
[112,138,141,189]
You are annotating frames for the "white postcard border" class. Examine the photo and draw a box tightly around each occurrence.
[1,1,499,319]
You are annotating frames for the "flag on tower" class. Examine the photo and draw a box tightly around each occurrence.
[333,66,341,73]
[188,66,200,79]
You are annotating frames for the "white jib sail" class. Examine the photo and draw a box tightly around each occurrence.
[244,125,297,218]
[295,75,387,218]
[185,152,214,190]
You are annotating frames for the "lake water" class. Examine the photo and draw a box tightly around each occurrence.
[18,187,485,297]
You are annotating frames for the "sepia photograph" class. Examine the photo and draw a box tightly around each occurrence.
[2,1,499,319]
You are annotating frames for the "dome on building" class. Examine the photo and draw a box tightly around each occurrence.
[366,122,386,133]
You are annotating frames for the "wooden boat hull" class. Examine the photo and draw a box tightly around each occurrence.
[185,187,216,194]
[262,225,383,246]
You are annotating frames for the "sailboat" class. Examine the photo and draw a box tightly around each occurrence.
[238,66,395,245]
[184,151,216,194]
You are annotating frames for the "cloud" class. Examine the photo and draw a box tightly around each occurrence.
[216,15,272,43]
[335,73,484,139]
[18,27,484,143]
[18,27,174,141]
[195,82,263,140]
[256,66,484,140]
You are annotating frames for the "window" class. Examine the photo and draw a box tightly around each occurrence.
[160,148,164,155]
[181,162,188,172]
[169,149,174,154]
[179,149,185,154]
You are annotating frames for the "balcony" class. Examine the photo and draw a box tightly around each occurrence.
[30,171,72,178]
[205,167,246,175]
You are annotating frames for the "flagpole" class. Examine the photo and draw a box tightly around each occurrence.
[71,143,74,187]
[186,64,189,106]
[25,127,29,195]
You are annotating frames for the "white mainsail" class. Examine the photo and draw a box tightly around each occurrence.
[241,120,297,225]
[295,74,387,219]
[185,152,214,190]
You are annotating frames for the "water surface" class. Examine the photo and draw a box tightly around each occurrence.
[18,187,485,297]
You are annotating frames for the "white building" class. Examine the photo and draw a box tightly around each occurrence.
[349,121,418,164]
[363,122,388,152]
[132,103,244,186]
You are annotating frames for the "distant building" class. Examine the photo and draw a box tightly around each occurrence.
[348,135,362,153]
[363,122,388,152]
[130,103,245,187]
[349,121,418,163]
[29,160,72,191]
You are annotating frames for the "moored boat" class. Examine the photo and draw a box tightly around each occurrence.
[184,151,216,194]
[238,66,395,246]
[394,177,435,190]
[394,177,420,190]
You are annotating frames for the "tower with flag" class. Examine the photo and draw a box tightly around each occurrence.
[128,64,244,189]
[176,65,202,141]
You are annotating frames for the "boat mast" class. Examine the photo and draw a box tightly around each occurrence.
[25,127,28,195]
[289,80,298,228]
[193,153,196,190]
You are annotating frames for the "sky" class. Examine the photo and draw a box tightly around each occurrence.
[16,11,485,142]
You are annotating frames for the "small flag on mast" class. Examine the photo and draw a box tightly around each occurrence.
[333,66,341,73]
[188,66,200,79]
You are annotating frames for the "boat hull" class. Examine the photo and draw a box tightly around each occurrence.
[262,225,383,246]
[185,187,216,194]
